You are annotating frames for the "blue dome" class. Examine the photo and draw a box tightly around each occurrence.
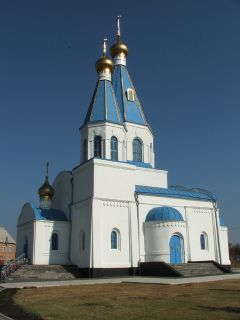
[145,206,184,222]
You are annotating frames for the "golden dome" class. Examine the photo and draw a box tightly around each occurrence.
[95,56,114,74]
[38,176,55,200]
[110,41,128,58]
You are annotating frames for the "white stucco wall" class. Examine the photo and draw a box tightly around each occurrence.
[144,221,187,263]
[52,171,73,219]
[34,220,70,265]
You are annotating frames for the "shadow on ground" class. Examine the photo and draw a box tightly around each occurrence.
[0,289,42,320]
[200,306,240,314]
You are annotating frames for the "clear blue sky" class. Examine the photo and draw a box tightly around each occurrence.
[0,0,240,243]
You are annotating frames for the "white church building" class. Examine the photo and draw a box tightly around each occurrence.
[17,18,230,277]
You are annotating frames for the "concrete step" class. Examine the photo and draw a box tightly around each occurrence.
[172,262,224,277]
[8,265,82,281]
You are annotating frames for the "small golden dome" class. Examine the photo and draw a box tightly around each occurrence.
[95,56,114,74]
[38,176,55,200]
[110,41,128,59]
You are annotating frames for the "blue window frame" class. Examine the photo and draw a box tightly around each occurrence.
[51,233,59,251]
[111,230,118,249]
[111,136,118,161]
[94,136,102,158]
[200,233,206,250]
[133,138,143,162]
[83,139,87,162]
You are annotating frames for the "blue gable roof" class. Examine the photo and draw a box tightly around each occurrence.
[83,79,122,125]
[30,203,68,221]
[112,65,148,126]
[135,185,217,201]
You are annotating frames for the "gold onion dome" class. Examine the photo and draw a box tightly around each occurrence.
[110,41,128,58]
[95,38,113,74]
[38,162,55,200]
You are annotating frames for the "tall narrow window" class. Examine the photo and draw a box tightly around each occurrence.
[80,230,85,251]
[94,136,102,158]
[111,229,120,250]
[133,138,143,162]
[111,136,118,161]
[83,139,87,162]
[200,233,207,250]
[51,233,59,251]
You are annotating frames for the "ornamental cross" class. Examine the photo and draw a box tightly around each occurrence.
[117,15,122,39]
[102,38,107,56]
[46,161,49,177]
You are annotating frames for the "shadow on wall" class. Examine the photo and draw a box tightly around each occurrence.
[0,289,43,320]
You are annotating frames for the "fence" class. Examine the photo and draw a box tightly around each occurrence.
[0,253,26,281]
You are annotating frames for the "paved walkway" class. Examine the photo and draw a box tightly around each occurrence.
[1,272,240,289]
[0,313,14,320]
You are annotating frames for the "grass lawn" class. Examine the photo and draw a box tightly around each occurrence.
[0,280,240,320]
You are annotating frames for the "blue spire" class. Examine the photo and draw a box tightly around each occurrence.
[83,39,123,126]
[84,79,122,125]
[112,65,148,125]
[110,16,148,126]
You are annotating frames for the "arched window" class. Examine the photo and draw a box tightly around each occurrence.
[80,230,85,251]
[111,230,120,250]
[83,139,87,162]
[200,233,208,250]
[133,138,143,162]
[126,88,135,102]
[51,233,59,251]
[94,136,102,158]
[111,136,118,161]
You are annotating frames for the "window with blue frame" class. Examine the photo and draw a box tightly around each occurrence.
[94,136,102,158]
[133,138,143,162]
[51,233,59,251]
[83,139,87,162]
[111,230,119,250]
[200,233,207,250]
[111,136,118,161]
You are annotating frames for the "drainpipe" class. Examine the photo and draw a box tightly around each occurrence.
[213,201,222,265]
[68,173,74,264]
[134,192,141,273]
[90,202,94,278]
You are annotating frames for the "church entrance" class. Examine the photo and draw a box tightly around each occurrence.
[170,234,183,264]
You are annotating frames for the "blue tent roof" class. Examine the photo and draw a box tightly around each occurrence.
[136,185,217,201]
[83,79,122,125]
[112,65,148,125]
[30,203,68,221]
[146,206,184,222]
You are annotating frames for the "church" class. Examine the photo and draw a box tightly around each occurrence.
[16,18,230,277]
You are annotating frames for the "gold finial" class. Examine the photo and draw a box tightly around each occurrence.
[117,15,122,41]
[110,15,128,59]
[95,38,113,74]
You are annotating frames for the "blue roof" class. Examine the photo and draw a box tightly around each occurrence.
[219,217,225,226]
[84,80,122,125]
[135,185,217,201]
[112,65,148,125]
[146,206,184,222]
[127,160,152,168]
[30,203,68,221]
